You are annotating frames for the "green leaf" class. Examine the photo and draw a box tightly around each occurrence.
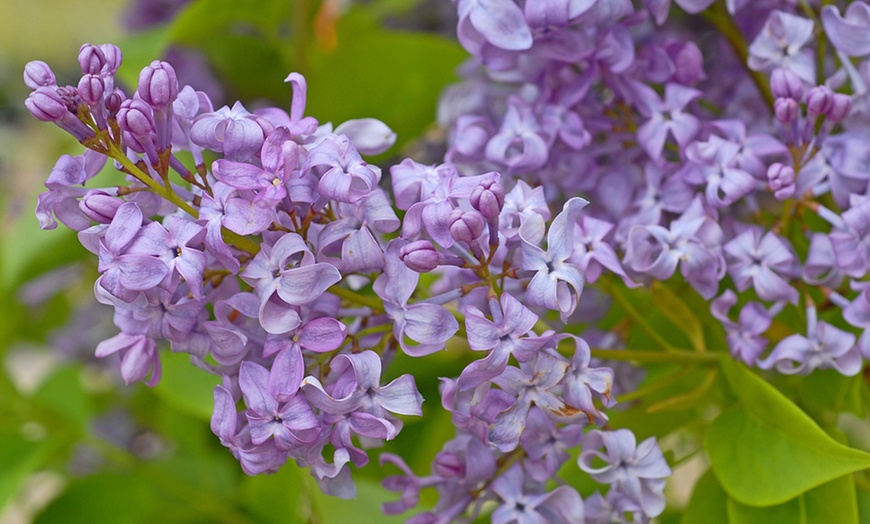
[35,472,162,524]
[706,359,870,506]
[651,281,706,351]
[32,364,90,430]
[153,351,220,421]
[682,469,729,524]
[306,17,467,152]
[0,433,56,510]
[313,477,408,524]
[727,474,858,524]
[242,462,306,524]
[114,26,171,90]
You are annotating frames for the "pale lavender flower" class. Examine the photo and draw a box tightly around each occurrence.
[579,429,671,518]
[490,464,584,524]
[304,134,381,203]
[635,82,701,160]
[821,2,870,57]
[723,226,798,304]
[748,10,815,83]
[711,290,773,366]
[190,101,265,162]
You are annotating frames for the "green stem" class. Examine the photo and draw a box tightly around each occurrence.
[616,366,695,403]
[329,285,383,311]
[703,1,775,111]
[591,348,722,365]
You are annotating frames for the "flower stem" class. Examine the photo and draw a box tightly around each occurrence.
[591,348,722,365]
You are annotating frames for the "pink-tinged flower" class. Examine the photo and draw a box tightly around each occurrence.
[821,2,870,57]
[635,83,701,160]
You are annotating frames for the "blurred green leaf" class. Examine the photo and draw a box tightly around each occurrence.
[242,462,306,524]
[0,433,56,510]
[706,359,870,506]
[682,469,729,524]
[651,281,706,352]
[35,472,161,524]
[307,14,467,152]
[314,477,407,524]
[32,364,89,430]
[115,26,171,90]
[727,474,858,524]
[153,351,220,421]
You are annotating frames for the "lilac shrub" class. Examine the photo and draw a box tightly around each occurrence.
[23,0,870,521]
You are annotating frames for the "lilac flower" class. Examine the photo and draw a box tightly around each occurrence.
[240,232,341,334]
[579,429,671,518]
[456,0,533,57]
[373,240,459,356]
[211,385,289,475]
[829,195,870,278]
[254,73,319,137]
[519,197,588,320]
[304,134,380,203]
[36,152,107,231]
[457,293,549,391]
[95,332,161,386]
[316,189,399,273]
[190,101,265,162]
[490,464,584,524]
[679,136,758,208]
[485,96,549,172]
[333,118,396,156]
[302,350,424,429]
[96,202,169,301]
[488,353,588,452]
[569,215,632,285]
[635,83,701,160]
[821,2,870,57]
[499,180,551,243]
[759,306,861,376]
[239,359,320,450]
[520,407,583,483]
[560,334,615,419]
[748,10,815,83]
[623,196,725,299]
[724,226,798,304]
[711,290,772,366]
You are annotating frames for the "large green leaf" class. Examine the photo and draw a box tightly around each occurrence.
[706,359,870,506]
[727,474,858,524]
[35,472,162,524]
[153,351,220,421]
[682,469,729,524]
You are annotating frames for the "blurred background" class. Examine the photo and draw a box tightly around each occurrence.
[0,1,467,522]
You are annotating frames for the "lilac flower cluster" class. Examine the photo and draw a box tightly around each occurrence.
[24,33,668,519]
[441,0,870,381]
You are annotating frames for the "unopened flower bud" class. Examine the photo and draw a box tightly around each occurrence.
[80,190,122,223]
[118,99,156,138]
[827,93,852,123]
[138,60,179,110]
[23,61,56,90]
[767,162,796,200]
[78,43,106,75]
[105,90,124,114]
[449,209,486,243]
[806,86,834,117]
[77,74,105,106]
[770,68,803,100]
[99,44,123,75]
[469,179,505,221]
[433,451,463,478]
[774,97,799,123]
[399,240,440,273]
[25,86,67,121]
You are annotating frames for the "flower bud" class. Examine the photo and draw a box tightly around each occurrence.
[78,43,106,75]
[399,240,440,273]
[23,60,56,90]
[99,43,123,75]
[666,41,705,86]
[25,86,67,121]
[137,60,179,110]
[117,98,156,138]
[449,209,486,243]
[827,93,852,123]
[77,74,105,106]
[767,162,796,200]
[105,90,124,114]
[469,179,505,221]
[433,451,463,478]
[806,86,834,117]
[80,190,122,223]
[773,97,799,123]
[770,68,803,100]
